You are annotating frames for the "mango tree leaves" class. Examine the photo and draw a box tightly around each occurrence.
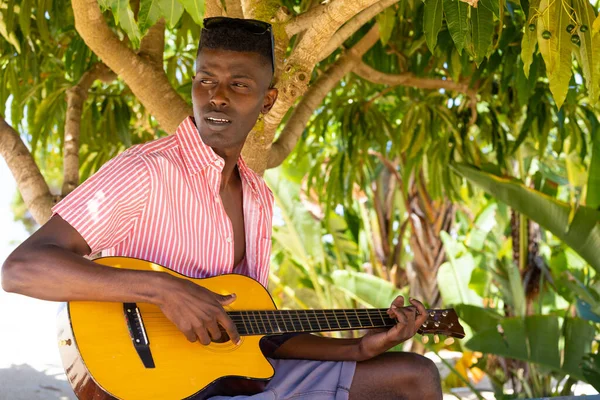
[0,8,21,53]
[444,0,469,53]
[521,0,540,77]
[574,0,600,104]
[377,7,396,46]
[424,0,444,52]
[588,123,600,209]
[467,3,495,65]
[178,0,204,26]
[158,0,185,29]
[138,0,163,34]
[110,0,142,47]
[479,0,500,18]
[536,0,574,109]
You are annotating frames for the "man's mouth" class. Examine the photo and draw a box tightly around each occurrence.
[205,117,232,125]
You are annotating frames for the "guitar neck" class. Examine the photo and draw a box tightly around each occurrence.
[227,309,401,336]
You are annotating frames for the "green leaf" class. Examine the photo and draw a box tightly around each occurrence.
[466,203,497,250]
[479,0,499,18]
[0,9,21,53]
[537,0,573,109]
[18,0,32,37]
[36,0,51,43]
[158,0,184,28]
[469,3,495,65]
[111,0,142,47]
[138,0,163,34]
[588,127,600,209]
[377,7,396,46]
[424,0,443,52]
[507,261,526,316]
[443,0,469,54]
[593,12,600,36]
[466,315,591,381]
[438,231,484,306]
[331,270,407,308]
[452,164,600,274]
[521,0,540,77]
[178,0,205,26]
[574,0,600,104]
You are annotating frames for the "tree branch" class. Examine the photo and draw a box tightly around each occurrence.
[62,63,115,197]
[267,25,380,168]
[225,0,244,18]
[353,61,479,123]
[72,0,191,134]
[0,116,57,224]
[318,0,400,61]
[289,0,382,68]
[205,0,225,17]
[139,18,166,67]
[285,3,328,37]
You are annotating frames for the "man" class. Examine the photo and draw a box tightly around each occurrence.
[2,17,441,400]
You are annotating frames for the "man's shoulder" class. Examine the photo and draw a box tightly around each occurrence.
[127,134,179,157]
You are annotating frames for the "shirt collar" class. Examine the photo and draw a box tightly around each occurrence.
[176,116,254,180]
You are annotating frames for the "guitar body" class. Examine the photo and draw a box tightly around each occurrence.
[57,257,275,400]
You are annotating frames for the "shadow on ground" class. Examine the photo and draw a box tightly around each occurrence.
[0,364,76,400]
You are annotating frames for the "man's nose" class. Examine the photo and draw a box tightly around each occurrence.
[210,83,229,108]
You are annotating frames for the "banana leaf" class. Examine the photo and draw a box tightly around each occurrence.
[458,305,596,382]
[452,164,600,273]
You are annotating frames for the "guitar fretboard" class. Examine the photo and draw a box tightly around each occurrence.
[227,309,397,335]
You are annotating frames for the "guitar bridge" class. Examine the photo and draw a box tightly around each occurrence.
[123,303,155,368]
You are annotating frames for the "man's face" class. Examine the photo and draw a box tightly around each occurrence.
[192,48,278,151]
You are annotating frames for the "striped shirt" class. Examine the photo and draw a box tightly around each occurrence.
[52,116,274,287]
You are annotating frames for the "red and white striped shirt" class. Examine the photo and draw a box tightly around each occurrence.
[52,117,274,287]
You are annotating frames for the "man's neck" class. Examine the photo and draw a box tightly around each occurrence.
[213,147,242,190]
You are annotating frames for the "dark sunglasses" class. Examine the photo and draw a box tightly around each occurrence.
[202,17,276,74]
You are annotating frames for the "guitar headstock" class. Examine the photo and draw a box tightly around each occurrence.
[417,308,465,339]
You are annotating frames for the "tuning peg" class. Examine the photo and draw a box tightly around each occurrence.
[444,337,455,346]
[433,334,439,344]
[421,335,430,344]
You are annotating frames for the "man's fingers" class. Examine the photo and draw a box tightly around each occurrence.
[218,293,237,305]
[206,319,222,341]
[183,329,197,343]
[391,295,405,308]
[410,298,428,326]
[195,326,212,345]
[218,314,241,345]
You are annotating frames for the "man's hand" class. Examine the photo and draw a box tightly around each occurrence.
[155,274,240,345]
[356,296,428,361]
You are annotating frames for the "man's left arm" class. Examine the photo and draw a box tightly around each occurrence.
[272,297,428,362]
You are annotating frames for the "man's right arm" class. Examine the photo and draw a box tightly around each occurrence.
[1,215,240,345]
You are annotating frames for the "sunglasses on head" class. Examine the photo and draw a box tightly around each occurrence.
[202,17,276,74]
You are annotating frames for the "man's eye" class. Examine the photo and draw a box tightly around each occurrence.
[233,82,248,88]
[199,79,214,84]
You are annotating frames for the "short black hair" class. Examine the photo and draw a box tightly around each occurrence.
[197,24,274,74]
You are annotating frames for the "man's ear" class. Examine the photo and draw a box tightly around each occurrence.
[262,88,278,114]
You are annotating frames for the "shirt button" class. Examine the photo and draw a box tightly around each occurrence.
[214,195,219,202]
[226,237,232,243]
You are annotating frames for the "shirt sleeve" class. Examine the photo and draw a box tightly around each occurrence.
[52,149,150,255]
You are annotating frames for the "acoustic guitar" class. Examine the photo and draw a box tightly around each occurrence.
[56,256,465,400]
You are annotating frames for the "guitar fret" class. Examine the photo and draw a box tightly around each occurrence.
[258,311,267,334]
[265,311,275,334]
[310,310,320,331]
[353,309,363,328]
[295,310,305,332]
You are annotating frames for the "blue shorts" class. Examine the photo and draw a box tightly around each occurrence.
[208,358,357,400]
